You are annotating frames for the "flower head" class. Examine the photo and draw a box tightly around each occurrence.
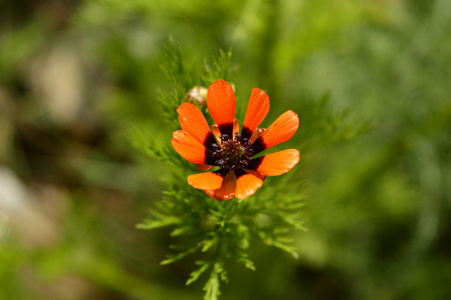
[172,80,300,200]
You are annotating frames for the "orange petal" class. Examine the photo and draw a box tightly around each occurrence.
[255,149,300,176]
[249,128,265,144]
[242,88,270,139]
[211,124,221,143]
[249,110,299,155]
[205,171,236,201]
[207,80,236,138]
[197,164,213,171]
[187,172,223,190]
[235,172,263,200]
[172,130,213,164]
[233,118,240,140]
[177,103,216,150]
[244,169,266,181]
[204,189,216,199]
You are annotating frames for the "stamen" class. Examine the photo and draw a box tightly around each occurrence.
[219,134,229,142]
[213,130,257,171]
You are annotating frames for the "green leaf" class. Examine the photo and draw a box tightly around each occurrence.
[203,272,220,300]
[186,261,210,286]
[160,246,199,265]
[136,215,181,230]
[200,237,217,253]
[236,254,255,271]
[203,261,227,300]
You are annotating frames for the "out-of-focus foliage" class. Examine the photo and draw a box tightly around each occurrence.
[0,0,450,299]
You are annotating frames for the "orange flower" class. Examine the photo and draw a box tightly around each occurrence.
[172,80,300,200]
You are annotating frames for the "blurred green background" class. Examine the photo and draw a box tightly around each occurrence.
[1,0,451,299]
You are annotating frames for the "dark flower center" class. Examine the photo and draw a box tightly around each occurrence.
[211,133,254,171]
[221,139,243,165]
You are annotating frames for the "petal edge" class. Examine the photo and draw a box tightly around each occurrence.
[188,172,223,190]
[177,102,216,150]
[207,80,236,138]
[249,110,299,155]
[235,173,263,200]
[242,88,270,139]
[256,149,300,176]
[172,130,209,164]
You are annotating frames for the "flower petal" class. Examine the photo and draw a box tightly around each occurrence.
[249,149,300,176]
[211,124,221,142]
[187,172,223,190]
[171,130,215,165]
[213,118,240,143]
[242,88,270,139]
[177,102,217,150]
[204,171,236,201]
[248,110,299,155]
[244,169,266,181]
[197,164,213,171]
[232,118,240,140]
[207,80,236,138]
[235,170,263,200]
[249,128,265,144]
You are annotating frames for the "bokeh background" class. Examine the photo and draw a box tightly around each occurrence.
[1,0,451,299]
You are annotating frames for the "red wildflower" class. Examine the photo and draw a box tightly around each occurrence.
[172,80,300,200]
